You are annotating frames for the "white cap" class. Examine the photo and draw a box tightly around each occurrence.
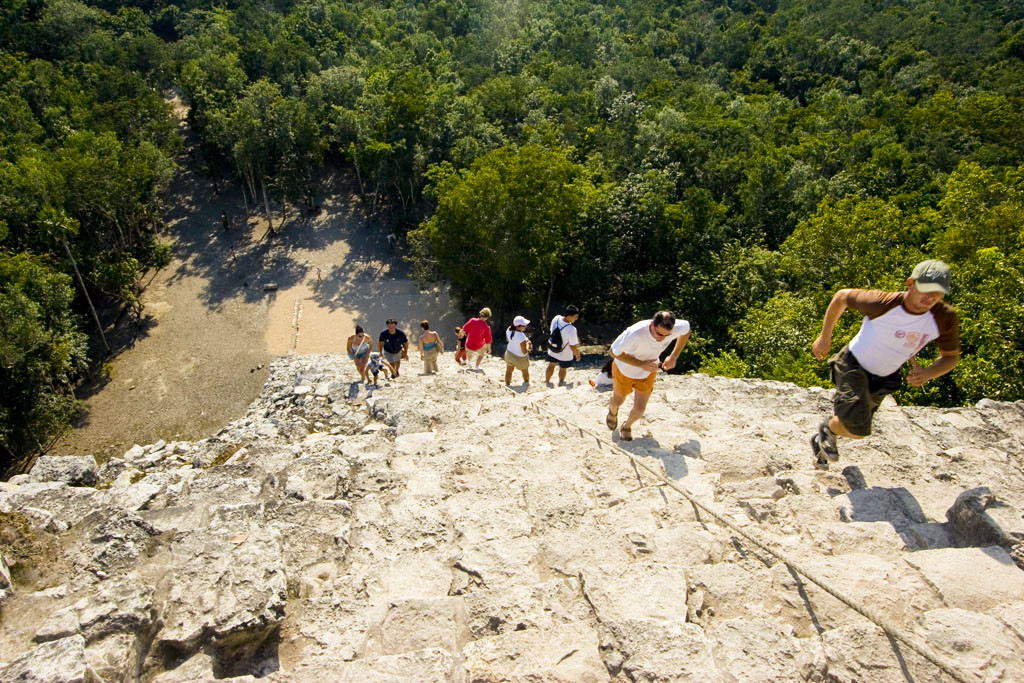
[513,315,530,327]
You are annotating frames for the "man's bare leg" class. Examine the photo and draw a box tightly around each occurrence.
[829,415,865,439]
[620,390,651,434]
[608,386,628,427]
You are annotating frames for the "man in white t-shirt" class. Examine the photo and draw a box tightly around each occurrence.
[545,305,582,386]
[810,259,960,469]
[607,310,691,440]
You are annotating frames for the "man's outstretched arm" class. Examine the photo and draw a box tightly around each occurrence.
[812,289,855,360]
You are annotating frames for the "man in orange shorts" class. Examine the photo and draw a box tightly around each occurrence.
[607,311,691,440]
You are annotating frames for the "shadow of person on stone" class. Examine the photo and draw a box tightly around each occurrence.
[615,436,698,480]
[830,465,936,550]
[834,471,1024,562]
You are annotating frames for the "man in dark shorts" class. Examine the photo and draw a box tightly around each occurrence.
[378,319,409,377]
[810,260,961,469]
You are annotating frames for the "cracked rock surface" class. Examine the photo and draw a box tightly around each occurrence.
[2,353,1024,681]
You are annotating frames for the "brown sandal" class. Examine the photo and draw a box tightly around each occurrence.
[620,426,633,441]
[605,411,617,430]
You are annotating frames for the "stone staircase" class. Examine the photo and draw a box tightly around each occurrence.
[1,353,1023,681]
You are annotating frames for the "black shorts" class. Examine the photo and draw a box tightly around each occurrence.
[829,345,901,437]
[546,354,574,368]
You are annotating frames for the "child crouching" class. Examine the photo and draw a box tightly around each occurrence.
[367,351,396,385]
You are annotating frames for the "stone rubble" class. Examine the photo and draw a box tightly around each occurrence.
[1,352,1023,681]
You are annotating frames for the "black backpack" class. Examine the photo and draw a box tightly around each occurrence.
[548,322,568,353]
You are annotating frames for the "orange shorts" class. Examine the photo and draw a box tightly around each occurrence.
[612,361,656,395]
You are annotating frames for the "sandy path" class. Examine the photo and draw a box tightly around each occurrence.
[49,97,460,463]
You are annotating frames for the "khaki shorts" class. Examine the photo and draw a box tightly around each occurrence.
[830,345,901,437]
[611,361,656,395]
[504,349,530,371]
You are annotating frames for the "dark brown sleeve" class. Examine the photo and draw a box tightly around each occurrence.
[841,289,903,319]
[931,303,961,353]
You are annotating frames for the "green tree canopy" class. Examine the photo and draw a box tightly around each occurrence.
[0,252,88,464]
[412,144,597,321]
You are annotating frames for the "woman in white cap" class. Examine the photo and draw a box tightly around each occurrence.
[504,315,533,387]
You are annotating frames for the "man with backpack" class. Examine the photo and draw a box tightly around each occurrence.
[545,305,582,386]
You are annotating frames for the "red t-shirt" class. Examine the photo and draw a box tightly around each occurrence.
[462,317,492,351]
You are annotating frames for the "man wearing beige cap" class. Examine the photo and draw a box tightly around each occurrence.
[810,259,961,469]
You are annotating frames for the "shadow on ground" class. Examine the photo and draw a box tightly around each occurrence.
[618,436,693,480]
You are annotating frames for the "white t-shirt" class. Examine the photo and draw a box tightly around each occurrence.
[506,328,529,357]
[611,318,690,379]
[842,290,959,376]
[546,315,579,361]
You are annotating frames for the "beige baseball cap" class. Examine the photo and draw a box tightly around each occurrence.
[911,259,951,295]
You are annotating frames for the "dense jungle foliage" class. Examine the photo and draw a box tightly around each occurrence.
[2,0,1024,467]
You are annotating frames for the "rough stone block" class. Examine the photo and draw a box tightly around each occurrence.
[772,553,932,633]
[991,601,1024,642]
[610,619,718,680]
[27,456,98,487]
[2,482,108,529]
[903,546,1024,612]
[915,608,1023,683]
[686,561,778,622]
[150,651,215,682]
[946,487,1024,567]
[331,647,456,681]
[85,633,137,683]
[581,563,688,624]
[462,578,590,638]
[462,621,605,682]
[708,616,823,681]
[156,529,287,663]
[363,598,470,659]
[123,444,145,461]
[277,598,369,668]
[819,623,939,682]
[34,607,79,643]
[0,635,89,683]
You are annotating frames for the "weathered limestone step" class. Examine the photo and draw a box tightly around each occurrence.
[4,353,1024,681]
[463,621,606,681]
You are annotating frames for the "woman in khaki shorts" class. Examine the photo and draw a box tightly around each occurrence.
[504,315,532,387]
[418,320,443,375]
